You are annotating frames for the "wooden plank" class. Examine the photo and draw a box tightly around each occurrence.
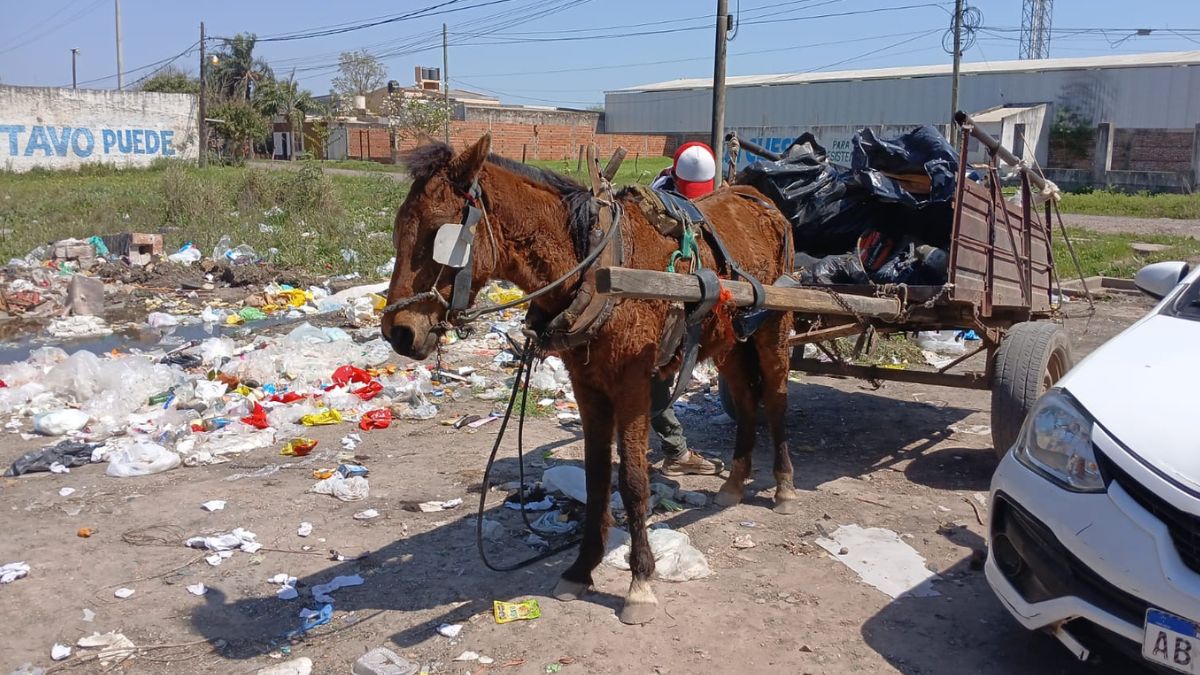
[791,358,991,390]
[595,267,910,320]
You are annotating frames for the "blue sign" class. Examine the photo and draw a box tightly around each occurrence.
[0,125,176,159]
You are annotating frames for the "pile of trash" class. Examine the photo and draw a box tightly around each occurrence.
[1,321,437,478]
[736,126,966,287]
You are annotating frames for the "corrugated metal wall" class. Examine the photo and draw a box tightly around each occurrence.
[605,64,1200,133]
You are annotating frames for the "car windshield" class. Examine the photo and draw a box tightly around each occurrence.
[1166,280,1200,321]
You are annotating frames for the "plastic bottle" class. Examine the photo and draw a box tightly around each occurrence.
[213,235,233,262]
[199,417,231,432]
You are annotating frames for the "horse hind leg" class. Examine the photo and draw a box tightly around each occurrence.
[554,383,614,601]
[756,313,799,514]
[715,343,760,508]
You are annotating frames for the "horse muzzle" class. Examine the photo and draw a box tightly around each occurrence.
[384,322,440,360]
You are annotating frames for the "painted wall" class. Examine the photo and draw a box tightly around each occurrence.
[0,86,198,172]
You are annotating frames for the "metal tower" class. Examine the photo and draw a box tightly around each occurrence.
[1019,0,1053,59]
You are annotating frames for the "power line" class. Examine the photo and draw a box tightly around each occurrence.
[245,0,519,43]
[69,41,200,89]
[0,0,107,56]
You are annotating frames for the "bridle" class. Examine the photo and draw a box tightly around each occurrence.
[380,173,624,345]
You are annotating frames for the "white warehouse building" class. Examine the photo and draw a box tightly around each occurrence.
[605,51,1200,170]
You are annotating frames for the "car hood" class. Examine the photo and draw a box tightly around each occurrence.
[1061,313,1200,490]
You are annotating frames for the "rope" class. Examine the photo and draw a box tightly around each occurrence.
[476,336,582,572]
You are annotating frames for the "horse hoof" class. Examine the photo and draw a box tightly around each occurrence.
[772,497,800,515]
[553,577,592,602]
[714,489,743,508]
[619,582,658,625]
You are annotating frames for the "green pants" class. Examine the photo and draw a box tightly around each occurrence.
[651,376,688,458]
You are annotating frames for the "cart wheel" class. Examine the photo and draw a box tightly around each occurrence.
[990,322,1073,459]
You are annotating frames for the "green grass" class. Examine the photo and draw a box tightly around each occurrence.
[1057,190,1200,220]
[1055,227,1200,278]
[0,161,407,276]
[317,159,409,174]
[527,155,672,186]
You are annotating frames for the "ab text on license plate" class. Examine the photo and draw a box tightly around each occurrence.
[1145,608,1200,673]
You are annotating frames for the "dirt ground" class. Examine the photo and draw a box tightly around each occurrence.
[0,293,1155,675]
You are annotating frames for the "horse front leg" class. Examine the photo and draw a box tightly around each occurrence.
[554,383,614,601]
[613,375,657,625]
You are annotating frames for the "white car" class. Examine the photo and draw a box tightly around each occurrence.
[987,260,1200,672]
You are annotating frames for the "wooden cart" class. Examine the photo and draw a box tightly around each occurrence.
[596,112,1083,458]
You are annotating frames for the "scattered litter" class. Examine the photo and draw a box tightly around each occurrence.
[732,535,756,549]
[281,438,318,457]
[480,518,505,542]
[113,588,135,599]
[297,522,313,538]
[310,475,369,502]
[269,574,299,601]
[418,497,463,512]
[530,510,578,535]
[293,604,333,635]
[51,644,71,661]
[353,509,380,520]
[32,409,90,436]
[81,608,95,622]
[186,583,207,596]
[258,657,313,675]
[604,527,711,582]
[185,527,261,553]
[311,574,364,603]
[77,527,95,538]
[59,487,76,497]
[352,647,419,675]
[201,500,226,512]
[76,631,136,663]
[542,465,587,503]
[454,651,481,662]
[504,496,554,511]
[949,422,991,436]
[815,524,941,599]
[436,623,463,638]
[106,440,180,477]
[739,521,757,528]
[493,599,542,624]
[5,441,99,477]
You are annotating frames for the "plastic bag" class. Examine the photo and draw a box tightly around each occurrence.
[603,527,712,582]
[359,409,392,431]
[331,366,371,387]
[915,330,966,355]
[310,475,369,501]
[543,465,588,503]
[212,235,233,262]
[280,438,317,456]
[300,409,342,426]
[147,312,180,328]
[240,403,270,430]
[5,440,99,477]
[167,243,202,265]
[105,441,180,477]
[32,409,90,436]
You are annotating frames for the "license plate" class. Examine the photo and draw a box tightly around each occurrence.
[1144,608,1200,673]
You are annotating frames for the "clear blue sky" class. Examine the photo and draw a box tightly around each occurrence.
[2,0,1198,107]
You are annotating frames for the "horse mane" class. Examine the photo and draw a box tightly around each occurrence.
[402,142,595,259]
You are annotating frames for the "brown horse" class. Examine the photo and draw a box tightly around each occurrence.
[382,134,795,625]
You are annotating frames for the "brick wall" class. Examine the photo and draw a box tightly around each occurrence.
[341,120,667,163]
[1112,128,1194,172]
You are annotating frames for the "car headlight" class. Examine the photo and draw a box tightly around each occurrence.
[1013,390,1105,492]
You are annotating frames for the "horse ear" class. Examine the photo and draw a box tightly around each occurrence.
[448,133,491,189]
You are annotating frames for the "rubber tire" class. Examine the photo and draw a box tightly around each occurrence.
[990,321,1073,460]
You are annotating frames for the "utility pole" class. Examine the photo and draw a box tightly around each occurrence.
[71,49,80,89]
[114,0,124,90]
[442,23,451,144]
[949,0,964,146]
[198,22,208,168]
[710,0,729,188]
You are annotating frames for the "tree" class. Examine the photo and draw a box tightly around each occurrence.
[255,73,316,160]
[140,66,199,94]
[210,100,268,161]
[331,50,387,100]
[380,93,449,163]
[212,33,274,101]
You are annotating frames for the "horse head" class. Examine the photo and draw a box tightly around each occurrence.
[381,134,493,359]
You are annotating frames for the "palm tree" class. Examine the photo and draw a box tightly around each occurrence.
[255,73,316,159]
[212,33,274,102]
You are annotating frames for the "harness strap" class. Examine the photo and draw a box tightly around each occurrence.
[653,268,722,417]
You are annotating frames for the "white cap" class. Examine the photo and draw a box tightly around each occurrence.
[674,144,716,182]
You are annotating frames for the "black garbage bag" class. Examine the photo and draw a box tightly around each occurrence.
[869,241,950,286]
[797,253,869,285]
[736,125,962,257]
[5,440,100,477]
